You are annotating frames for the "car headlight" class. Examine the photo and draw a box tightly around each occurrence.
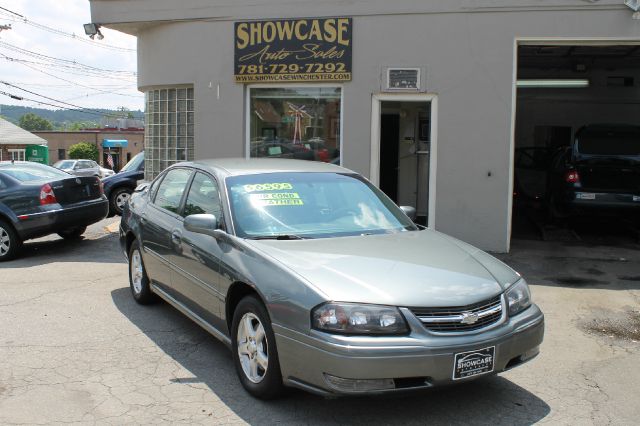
[506,279,532,316]
[312,302,409,335]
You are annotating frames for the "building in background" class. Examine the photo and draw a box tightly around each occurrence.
[35,127,144,172]
[0,117,48,163]
[90,0,640,252]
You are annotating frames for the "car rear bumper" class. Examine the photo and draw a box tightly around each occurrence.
[563,191,640,212]
[274,304,544,396]
[15,197,109,240]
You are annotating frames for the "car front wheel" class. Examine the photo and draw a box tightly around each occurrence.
[231,295,284,399]
[110,187,133,216]
[0,220,21,261]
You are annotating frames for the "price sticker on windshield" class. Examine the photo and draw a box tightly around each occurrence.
[249,192,304,207]
[244,183,293,192]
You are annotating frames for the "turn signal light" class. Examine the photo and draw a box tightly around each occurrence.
[39,183,57,205]
[565,170,580,184]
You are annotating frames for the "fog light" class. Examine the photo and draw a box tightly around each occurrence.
[323,374,395,392]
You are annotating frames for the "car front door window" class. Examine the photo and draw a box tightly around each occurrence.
[154,168,192,214]
[182,172,222,219]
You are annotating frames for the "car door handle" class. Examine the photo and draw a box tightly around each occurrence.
[171,231,182,245]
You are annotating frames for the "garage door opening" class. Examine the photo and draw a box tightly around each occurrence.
[512,43,640,245]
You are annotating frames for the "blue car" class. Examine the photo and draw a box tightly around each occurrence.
[102,152,145,216]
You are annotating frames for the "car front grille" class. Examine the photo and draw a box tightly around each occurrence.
[409,295,503,333]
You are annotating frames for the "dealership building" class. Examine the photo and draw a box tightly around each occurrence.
[90,0,640,252]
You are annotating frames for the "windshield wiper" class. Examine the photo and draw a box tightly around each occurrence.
[248,234,309,240]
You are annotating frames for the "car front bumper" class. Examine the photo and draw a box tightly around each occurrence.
[274,304,544,396]
[15,197,109,241]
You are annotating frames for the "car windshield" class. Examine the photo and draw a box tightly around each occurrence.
[54,160,76,169]
[120,152,144,172]
[0,163,70,182]
[226,172,418,239]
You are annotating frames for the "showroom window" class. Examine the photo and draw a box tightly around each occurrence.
[248,87,341,164]
[144,87,195,180]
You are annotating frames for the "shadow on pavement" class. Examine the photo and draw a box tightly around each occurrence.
[1,233,125,268]
[111,287,550,425]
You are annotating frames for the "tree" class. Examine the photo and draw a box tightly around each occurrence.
[18,113,53,131]
[68,142,99,161]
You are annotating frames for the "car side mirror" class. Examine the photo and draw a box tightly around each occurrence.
[399,205,417,221]
[184,214,221,237]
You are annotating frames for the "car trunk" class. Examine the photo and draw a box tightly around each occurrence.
[575,128,640,193]
[51,176,103,205]
[575,157,640,193]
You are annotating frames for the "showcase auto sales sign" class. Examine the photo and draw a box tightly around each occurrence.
[234,17,352,83]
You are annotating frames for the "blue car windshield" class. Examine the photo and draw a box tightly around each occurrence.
[226,172,417,239]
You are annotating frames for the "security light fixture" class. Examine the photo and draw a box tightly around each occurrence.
[516,79,590,88]
[83,23,104,40]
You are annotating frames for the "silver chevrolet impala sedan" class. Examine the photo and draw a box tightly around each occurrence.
[119,158,544,399]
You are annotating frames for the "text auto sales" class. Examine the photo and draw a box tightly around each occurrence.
[234,18,353,83]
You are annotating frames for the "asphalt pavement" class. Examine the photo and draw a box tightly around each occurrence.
[0,218,639,425]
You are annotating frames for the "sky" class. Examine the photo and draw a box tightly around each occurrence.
[0,0,143,113]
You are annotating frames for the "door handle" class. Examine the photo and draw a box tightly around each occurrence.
[171,231,182,245]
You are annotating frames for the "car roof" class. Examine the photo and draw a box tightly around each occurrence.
[190,158,352,176]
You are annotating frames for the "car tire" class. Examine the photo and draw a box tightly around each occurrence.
[57,226,87,239]
[128,240,155,304]
[231,295,284,399]
[0,220,21,261]
[110,187,133,216]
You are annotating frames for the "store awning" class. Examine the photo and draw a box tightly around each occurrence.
[102,139,128,148]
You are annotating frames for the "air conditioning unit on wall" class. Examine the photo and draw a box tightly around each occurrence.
[386,68,421,91]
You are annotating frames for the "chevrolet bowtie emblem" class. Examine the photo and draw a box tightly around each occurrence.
[460,312,479,325]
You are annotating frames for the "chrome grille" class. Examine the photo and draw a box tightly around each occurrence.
[409,295,503,332]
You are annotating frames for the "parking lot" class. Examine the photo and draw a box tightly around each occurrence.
[0,217,639,425]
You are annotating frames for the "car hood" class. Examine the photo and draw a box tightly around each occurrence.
[247,230,520,307]
[102,169,136,183]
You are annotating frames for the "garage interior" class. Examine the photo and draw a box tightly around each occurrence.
[512,44,640,244]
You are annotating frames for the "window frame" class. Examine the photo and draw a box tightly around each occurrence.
[245,84,344,165]
[151,166,194,217]
[8,149,26,162]
[180,170,226,230]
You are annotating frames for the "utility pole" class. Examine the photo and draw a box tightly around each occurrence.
[0,24,11,32]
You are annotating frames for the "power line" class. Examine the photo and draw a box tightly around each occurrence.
[3,56,140,95]
[1,81,122,116]
[0,90,109,117]
[0,6,135,52]
[0,41,136,75]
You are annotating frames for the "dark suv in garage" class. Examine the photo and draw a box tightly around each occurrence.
[102,152,145,216]
[547,124,640,219]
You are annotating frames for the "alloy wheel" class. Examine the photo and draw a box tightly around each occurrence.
[237,312,269,383]
[0,226,9,256]
[130,250,144,294]
[116,192,131,210]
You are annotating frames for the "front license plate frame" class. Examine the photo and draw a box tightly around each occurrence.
[452,346,495,380]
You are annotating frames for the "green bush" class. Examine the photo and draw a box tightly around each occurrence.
[68,142,99,161]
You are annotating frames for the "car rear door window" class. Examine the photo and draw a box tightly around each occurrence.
[154,168,192,214]
[182,172,222,218]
